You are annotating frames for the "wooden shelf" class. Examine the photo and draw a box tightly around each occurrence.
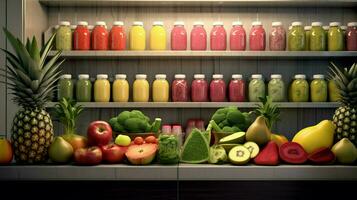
[48,50,357,59]
[1,164,357,180]
[45,102,339,108]
[39,0,357,7]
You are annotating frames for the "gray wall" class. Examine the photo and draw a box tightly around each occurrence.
[0,0,6,138]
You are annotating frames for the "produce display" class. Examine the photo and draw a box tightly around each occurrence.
[54,20,357,51]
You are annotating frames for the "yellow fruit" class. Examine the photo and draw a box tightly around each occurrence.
[292,120,335,154]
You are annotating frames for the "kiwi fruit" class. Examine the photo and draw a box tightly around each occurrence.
[244,141,260,158]
[228,145,251,165]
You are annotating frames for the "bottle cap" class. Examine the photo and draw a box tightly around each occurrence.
[136,74,147,79]
[96,21,106,26]
[313,74,325,79]
[329,22,340,27]
[78,74,89,79]
[97,74,108,79]
[289,26,292,30]
[292,21,302,26]
[193,21,204,26]
[88,25,94,30]
[155,74,166,79]
[294,74,306,79]
[70,25,77,30]
[60,21,70,26]
[272,21,282,26]
[77,21,88,26]
[251,74,263,79]
[153,21,164,26]
[174,21,185,26]
[304,26,312,31]
[213,21,224,26]
[113,21,124,26]
[323,26,329,30]
[341,25,347,30]
[311,22,322,26]
[133,21,143,26]
[232,21,242,26]
[115,74,127,79]
[232,74,243,79]
[60,74,72,79]
[175,74,186,79]
[252,21,262,26]
[212,74,223,79]
[271,74,282,79]
[194,74,205,79]
[347,22,357,27]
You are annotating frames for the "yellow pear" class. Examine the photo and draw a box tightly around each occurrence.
[292,120,335,154]
[245,116,271,146]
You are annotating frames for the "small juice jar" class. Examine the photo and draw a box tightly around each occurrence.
[56,21,72,50]
[269,21,286,51]
[94,74,110,102]
[150,21,166,50]
[210,74,226,102]
[328,22,344,51]
[310,74,327,102]
[229,74,245,102]
[130,21,146,50]
[171,21,187,50]
[328,79,340,102]
[249,21,266,51]
[230,21,246,51]
[288,21,305,51]
[346,22,357,51]
[109,21,126,50]
[289,74,309,102]
[210,21,227,50]
[92,21,109,50]
[190,22,207,50]
[191,74,208,102]
[133,74,149,102]
[113,74,129,102]
[310,22,326,51]
[73,21,90,50]
[248,74,265,102]
[153,74,169,102]
[268,74,285,102]
[58,74,73,101]
[172,74,189,102]
[76,74,92,102]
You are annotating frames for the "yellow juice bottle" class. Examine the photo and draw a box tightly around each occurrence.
[150,21,166,50]
[133,74,149,102]
[113,74,129,102]
[94,74,110,102]
[153,74,169,102]
[130,21,146,50]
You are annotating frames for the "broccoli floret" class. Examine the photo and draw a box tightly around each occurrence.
[231,125,241,132]
[117,111,131,125]
[211,113,226,124]
[227,110,245,126]
[130,110,149,122]
[124,118,145,133]
[222,126,234,133]
[218,119,229,128]
[113,123,126,133]
[109,117,118,127]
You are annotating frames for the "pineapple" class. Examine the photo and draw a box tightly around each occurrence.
[1,28,64,163]
[255,96,281,130]
[328,62,357,146]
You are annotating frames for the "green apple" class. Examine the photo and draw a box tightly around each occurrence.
[115,134,131,146]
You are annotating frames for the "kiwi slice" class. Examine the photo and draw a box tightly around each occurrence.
[244,141,260,158]
[228,145,251,165]
[219,132,246,144]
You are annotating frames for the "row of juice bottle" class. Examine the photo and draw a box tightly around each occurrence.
[55,20,357,51]
[57,73,339,103]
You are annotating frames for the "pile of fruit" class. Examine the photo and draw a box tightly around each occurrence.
[0,29,356,166]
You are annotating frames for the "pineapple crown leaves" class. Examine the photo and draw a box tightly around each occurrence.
[327,62,357,106]
[54,98,83,134]
[0,28,64,108]
[255,96,281,129]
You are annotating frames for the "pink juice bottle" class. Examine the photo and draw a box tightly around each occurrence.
[210,74,226,102]
[190,22,207,50]
[249,21,266,51]
[229,74,245,102]
[210,22,227,50]
[269,21,286,51]
[346,22,357,51]
[191,74,208,102]
[171,21,187,50]
[230,21,246,51]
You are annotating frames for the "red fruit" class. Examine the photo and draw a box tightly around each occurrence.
[195,119,205,130]
[134,137,144,145]
[145,136,157,144]
[74,146,102,165]
[125,143,158,165]
[101,143,128,164]
[87,121,112,146]
[308,147,335,165]
[0,138,13,164]
[254,141,279,165]
[279,142,308,164]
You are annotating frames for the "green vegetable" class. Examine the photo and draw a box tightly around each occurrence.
[117,111,131,124]
[151,118,162,133]
[210,120,222,132]
[227,110,245,125]
[158,135,179,164]
[211,113,226,124]
[231,125,241,132]
[222,126,234,133]
[208,145,228,164]
[180,128,209,164]
[218,119,229,128]
[210,106,253,132]
[109,110,159,133]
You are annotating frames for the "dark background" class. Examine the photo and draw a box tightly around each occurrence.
[0,181,354,200]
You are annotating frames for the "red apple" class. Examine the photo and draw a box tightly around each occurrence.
[87,121,112,146]
[74,146,102,165]
[101,144,127,164]
[0,137,13,164]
